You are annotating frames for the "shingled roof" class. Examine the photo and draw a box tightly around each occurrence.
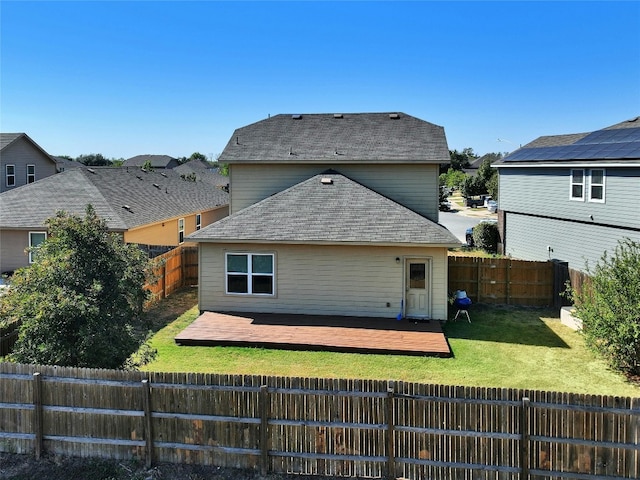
[188,171,459,247]
[123,154,179,168]
[219,113,449,163]
[0,167,228,230]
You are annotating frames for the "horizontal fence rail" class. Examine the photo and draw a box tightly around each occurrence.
[1,363,638,479]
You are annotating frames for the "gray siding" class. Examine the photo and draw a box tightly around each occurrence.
[504,212,640,272]
[499,167,640,229]
[0,137,57,193]
[0,230,32,273]
[229,163,439,221]
[198,243,449,320]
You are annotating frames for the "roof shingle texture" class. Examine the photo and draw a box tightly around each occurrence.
[189,172,459,246]
[219,113,449,163]
[0,167,228,230]
[123,155,178,168]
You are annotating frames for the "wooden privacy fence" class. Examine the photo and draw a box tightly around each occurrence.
[145,245,198,303]
[1,363,638,480]
[449,257,556,307]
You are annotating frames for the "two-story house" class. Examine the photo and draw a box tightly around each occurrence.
[494,116,640,272]
[0,133,59,193]
[188,113,460,320]
[0,167,229,273]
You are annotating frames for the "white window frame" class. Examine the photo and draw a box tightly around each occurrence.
[6,164,15,187]
[588,169,605,203]
[195,213,202,231]
[26,164,35,184]
[178,218,185,244]
[28,231,47,263]
[570,169,585,201]
[225,252,275,296]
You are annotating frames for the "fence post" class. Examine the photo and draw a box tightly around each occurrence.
[506,258,511,305]
[520,397,530,480]
[476,258,482,303]
[386,387,395,480]
[142,379,154,468]
[260,385,270,476]
[33,372,43,459]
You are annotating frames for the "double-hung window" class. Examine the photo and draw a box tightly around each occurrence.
[178,218,185,244]
[570,169,584,200]
[6,165,15,187]
[29,232,47,263]
[27,164,35,184]
[226,253,274,295]
[588,169,605,202]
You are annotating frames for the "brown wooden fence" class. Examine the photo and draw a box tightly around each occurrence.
[145,245,198,304]
[449,257,556,307]
[1,362,638,479]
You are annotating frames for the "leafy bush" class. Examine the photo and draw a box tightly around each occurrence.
[472,222,499,253]
[569,239,640,376]
[0,206,155,369]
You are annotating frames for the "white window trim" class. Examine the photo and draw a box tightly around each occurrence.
[570,169,585,201]
[588,168,606,203]
[225,252,275,296]
[195,213,202,231]
[178,218,185,244]
[28,231,47,263]
[6,164,15,187]
[27,164,35,184]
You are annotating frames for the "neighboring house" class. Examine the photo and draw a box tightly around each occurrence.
[0,167,229,273]
[54,156,86,172]
[494,116,640,272]
[123,154,180,169]
[0,133,59,193]
[188,112,460,320]
[174,160,229,190]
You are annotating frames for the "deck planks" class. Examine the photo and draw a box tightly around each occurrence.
[175,312,451,357]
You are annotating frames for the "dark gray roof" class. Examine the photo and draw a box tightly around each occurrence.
[173,161,229,187]
[188,172,459,247]
[123,154,178,168]
[219,113,449,164]
[0,167,228,230]
[496,116,640,165]
[0,133,22,150]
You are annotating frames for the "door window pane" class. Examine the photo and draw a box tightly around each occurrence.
[409,263,425,289]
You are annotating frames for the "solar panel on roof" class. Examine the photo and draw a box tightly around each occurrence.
[575,127,640,144]
[503,141,640,162]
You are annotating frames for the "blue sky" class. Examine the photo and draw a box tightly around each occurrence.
[1,1,639,160]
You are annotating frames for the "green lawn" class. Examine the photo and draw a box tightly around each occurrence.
[141,301,640,398]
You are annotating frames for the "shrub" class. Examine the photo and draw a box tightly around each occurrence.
[472,222,499,253]
[569,239,640,376]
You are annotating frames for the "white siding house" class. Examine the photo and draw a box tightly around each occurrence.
[189,113,460,321]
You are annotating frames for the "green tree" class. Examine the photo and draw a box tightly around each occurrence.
[142,159,153,171]
[568,239,640,376]
[472,222,499,253]
[461,174,486,197]
[446,147,478,172]
[439,168,467,190]
[1,206,153,369]
[76,153,112,166]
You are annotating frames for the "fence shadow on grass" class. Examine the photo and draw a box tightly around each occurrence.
[444,304,570,348]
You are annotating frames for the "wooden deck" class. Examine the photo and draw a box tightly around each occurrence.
[175,311,451,357]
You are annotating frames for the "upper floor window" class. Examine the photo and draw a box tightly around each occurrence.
[27,164,35,184]
[570,169,584,200]
[29,232,47,263]
[6,164,15,187]
[178,218,185,244]
[589,169,605,202]
[195,213,202,231]
[226,253,274,296]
